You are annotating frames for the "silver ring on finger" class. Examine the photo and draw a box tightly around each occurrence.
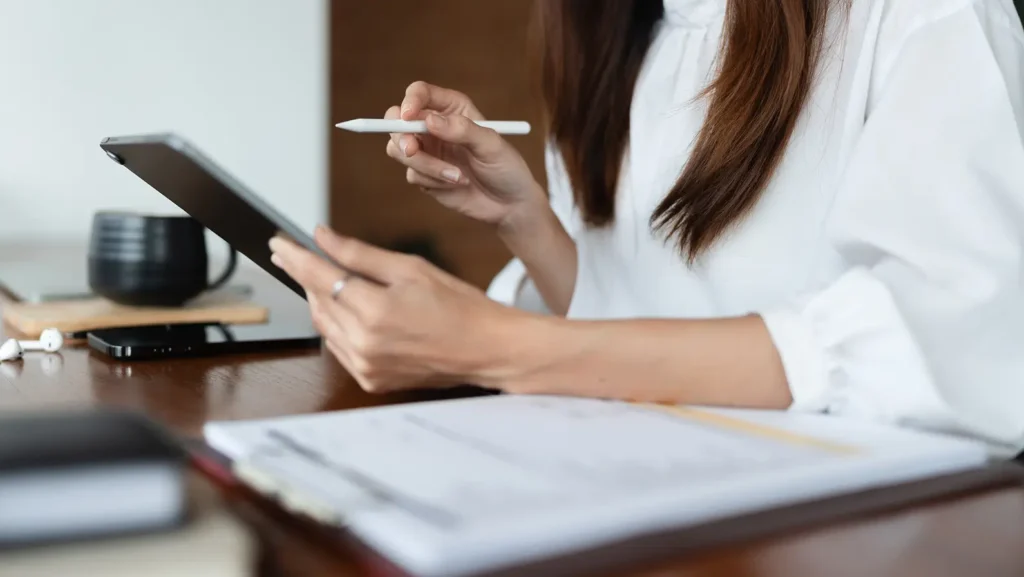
[330,275,351,301]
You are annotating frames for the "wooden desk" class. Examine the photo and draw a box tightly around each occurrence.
[2,250,1024,577]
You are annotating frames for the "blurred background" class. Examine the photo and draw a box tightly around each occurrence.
[328,1,544,287]
[5,0,1021,290]
[0,0,545,290]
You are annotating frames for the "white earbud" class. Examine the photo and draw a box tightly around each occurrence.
[0,339,24,362]
[20,328,64,353]
[0,328,64,363]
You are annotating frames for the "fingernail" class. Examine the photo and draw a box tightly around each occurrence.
[268,237,282,251]
[400,139,409,156]
[270,253,283,268]
[442,168,462,183]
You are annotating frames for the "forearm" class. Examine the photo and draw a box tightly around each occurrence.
[498,190,578,315]
[479,314,792,409]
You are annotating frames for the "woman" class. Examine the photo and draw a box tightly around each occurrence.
[269,0,1024,456]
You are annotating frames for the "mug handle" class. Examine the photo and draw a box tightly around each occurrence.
[207,247,238,292]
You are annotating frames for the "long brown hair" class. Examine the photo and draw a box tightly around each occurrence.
[536,0,834,261]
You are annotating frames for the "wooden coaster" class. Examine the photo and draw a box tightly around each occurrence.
[1,291,268,338]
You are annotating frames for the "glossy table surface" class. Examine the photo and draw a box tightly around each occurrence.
[2,246,1024,577]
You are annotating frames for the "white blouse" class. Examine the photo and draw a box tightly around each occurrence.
[488,0,1024,457]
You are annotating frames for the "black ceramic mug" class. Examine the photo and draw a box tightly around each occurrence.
[88,212,238,307]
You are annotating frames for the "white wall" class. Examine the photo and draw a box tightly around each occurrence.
[0,0,328,243]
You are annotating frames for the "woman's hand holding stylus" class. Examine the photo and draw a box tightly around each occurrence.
[383,81,547,236]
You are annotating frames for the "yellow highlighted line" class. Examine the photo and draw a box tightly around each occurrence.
[641,403,860,455]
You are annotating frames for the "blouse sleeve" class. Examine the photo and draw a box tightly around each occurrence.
[759,7,1024,456]
[486,141,580,314]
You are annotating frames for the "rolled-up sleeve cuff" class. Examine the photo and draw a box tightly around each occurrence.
[761,307,833,413]
[757,267,945,423]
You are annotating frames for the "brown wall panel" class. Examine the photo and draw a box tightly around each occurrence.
[329,1,545,288]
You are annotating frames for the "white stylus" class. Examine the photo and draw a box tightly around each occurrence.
[335,119,532,135]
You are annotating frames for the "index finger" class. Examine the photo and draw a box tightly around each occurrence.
[401,81,482,121]
[314,226,414,286]
[385,105,420,157]
[268,236,368,297]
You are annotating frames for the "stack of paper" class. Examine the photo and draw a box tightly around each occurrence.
[204,395,987,577]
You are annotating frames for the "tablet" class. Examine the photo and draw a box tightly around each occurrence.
[99,133,340,300]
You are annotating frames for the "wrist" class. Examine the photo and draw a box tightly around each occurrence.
[495,181,555,247]
[470,307,569,393]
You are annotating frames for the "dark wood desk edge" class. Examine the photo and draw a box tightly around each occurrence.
[488,463,1024,577]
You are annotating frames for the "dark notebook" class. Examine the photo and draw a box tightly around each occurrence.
[0,409,188,547]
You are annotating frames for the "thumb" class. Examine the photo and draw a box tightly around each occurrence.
[425,113,504,159]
